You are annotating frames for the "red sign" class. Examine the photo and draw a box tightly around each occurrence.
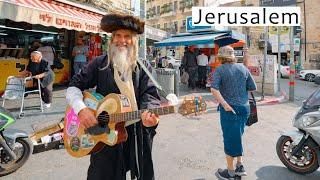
[38,13,102,32]
[248,66,261,76]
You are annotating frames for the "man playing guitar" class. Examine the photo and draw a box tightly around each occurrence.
[66,13,160,180]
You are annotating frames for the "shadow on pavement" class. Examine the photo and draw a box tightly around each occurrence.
[256,165,320,180]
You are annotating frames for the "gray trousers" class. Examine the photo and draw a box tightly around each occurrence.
[41,82,53,104]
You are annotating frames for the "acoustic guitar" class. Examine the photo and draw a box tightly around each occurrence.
[64,91,206,158]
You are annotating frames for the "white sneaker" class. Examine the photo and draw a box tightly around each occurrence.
[43,103,51,108]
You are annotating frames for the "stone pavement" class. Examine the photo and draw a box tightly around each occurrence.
[0,84,288,135]
[2,84,319,180]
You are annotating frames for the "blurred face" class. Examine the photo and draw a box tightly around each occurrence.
[31,53,42,63]
[112,29,134,50]
[77,39,83,45]
[109,29,136,74]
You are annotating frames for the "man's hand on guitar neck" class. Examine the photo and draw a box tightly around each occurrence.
[78,108,98,129]
[141,111,159,127]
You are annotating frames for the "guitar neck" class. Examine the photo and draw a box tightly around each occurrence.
[109,106,175,123]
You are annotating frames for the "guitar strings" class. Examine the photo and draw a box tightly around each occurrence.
[96,107,175,123]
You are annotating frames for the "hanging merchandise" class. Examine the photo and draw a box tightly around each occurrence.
[88,35,102,62]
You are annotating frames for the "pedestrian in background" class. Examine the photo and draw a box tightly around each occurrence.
[211,46,257,179]
[38,41,55,67]
[197,50,208,89]
[183,47,197,90]
[72,38,89,74]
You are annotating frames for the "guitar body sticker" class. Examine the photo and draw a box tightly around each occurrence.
[119,95,130,107]
[70,137,80,152]
[66,109,80,137]
[80,134,95,148]
[91,92,104,100]
[84,98,98,110]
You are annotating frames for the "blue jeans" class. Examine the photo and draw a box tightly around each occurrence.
[74,62,86,74]
[219,105,250,157]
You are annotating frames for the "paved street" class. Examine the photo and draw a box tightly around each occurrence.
[0,83,320,180]
[279,78,318,105]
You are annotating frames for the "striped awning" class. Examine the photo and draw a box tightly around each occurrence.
[0,0,105,33]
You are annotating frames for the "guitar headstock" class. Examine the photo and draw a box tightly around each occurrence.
[178,96,207,116]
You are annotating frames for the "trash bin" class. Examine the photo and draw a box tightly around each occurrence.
[155,68,175,97]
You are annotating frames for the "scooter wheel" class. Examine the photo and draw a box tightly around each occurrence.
[0,137,33,176]
[276,135,319,174]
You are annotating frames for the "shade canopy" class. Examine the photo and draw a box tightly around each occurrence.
[154,30,245,47]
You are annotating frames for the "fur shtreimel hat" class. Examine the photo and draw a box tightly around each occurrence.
[100,13,145,34]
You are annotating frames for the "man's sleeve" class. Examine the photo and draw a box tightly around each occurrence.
[139,61,161,130]
[211,68,222,90]
[246,70,257,91]
[139,61,161,109]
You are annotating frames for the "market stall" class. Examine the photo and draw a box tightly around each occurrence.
[0,0,108,94]
[154,30,246,88]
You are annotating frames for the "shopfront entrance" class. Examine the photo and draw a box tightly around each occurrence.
[0,0,108,94]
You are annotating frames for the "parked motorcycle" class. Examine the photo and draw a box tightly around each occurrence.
[0,107,33,176]
[276,88,320,174]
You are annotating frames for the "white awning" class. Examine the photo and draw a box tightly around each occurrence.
[0,0,105,33]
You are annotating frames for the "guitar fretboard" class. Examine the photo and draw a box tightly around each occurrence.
[102,106,175,123]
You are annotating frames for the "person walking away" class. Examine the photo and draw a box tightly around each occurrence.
[211,46,257,179]
[72,38,89,74]
[197,50,208,89]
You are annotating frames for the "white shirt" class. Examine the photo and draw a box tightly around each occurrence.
[38,46,54,66]
[66,87,86,114]
[197,54,208,66]
[209,55,215,64]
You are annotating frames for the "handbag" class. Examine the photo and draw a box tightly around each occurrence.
[180,69,189,84]
[246,92,258,126]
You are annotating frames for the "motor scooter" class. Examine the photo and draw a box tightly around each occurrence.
[276,88,320,174]
[0,106,33,176]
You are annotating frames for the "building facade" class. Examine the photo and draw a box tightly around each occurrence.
[146,0,204,35]
[68,0,131,13]
[237,0,320,69]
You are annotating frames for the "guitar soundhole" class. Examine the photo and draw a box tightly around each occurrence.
[98,111,109,128]
[86,111,110,135]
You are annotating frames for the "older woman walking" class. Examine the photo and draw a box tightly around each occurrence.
[211,46,257,179]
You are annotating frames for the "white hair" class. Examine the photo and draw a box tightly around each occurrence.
[31,51,42,58]
[100,31,138,71]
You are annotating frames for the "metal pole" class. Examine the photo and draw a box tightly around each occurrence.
[304,0,307,62]
[261,26,268,101]
[289,26,295,101]
[277,27,281,94]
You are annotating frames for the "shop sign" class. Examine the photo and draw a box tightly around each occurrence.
[39,13,102,32]
[234,50,243,57]
[187,16,212,32]
[145,26,168,41]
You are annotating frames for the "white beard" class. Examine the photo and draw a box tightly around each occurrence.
[110,44,133,79]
